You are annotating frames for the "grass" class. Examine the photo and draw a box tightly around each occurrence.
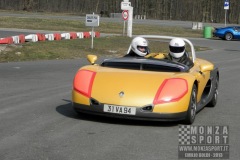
[0,36,130,62]
[0,36,208,62]
[0,15,207,62]
[0,16,203,36]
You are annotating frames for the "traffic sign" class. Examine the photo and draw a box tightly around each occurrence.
[121,1,131,10]
[224,0,229,10]
[122,10,128,20]
[85,14,99,27]
[85,13,99,49]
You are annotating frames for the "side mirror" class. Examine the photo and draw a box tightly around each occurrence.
[200,64,214,73]
[87,55,98,65]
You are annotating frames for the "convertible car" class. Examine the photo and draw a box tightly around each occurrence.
[72,35,219,124]
[213,26,240,41]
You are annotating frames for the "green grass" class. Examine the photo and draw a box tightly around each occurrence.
[0,15,207,62]
[0,16,203,37]
[0,36,129,62]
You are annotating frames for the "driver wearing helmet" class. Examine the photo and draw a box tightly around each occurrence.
[125,37,150,57]
[167,38,193,67]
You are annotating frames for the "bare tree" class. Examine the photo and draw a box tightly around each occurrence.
[0,0,239,23]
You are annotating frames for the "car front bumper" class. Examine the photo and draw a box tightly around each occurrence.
[73,102,187,121]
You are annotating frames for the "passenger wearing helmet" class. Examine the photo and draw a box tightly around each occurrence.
[125,37,150,57]
[167,38,193,67]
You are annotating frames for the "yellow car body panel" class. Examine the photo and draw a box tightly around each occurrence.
[191,58,213,101]
[72,90,90,105]
[150,52,214,103]
[73,64,198,113]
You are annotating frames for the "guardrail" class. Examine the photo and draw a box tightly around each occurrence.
[192,22,203,30]
[0,31,100,44]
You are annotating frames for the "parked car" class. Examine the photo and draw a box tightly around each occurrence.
[213,26,240,41]
[72,35,219,124]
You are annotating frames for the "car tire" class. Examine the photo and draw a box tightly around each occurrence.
[207,76,219,107]
[224,33,233,41]
[184,84,197,124]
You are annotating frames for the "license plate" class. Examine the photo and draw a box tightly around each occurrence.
[103,104,136,115]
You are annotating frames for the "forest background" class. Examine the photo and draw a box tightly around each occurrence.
[0,0,239,24]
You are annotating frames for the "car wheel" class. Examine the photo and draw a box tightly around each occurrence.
[225,33,233,41]
[207,76,219,107]
[184,84,197,124]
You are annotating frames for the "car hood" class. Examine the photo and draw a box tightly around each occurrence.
[91,67,180,107]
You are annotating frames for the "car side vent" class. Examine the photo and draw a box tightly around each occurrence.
[141,105,153,112]
[90,98,100,105]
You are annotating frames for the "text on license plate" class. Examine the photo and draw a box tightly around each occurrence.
[103,104,136,115]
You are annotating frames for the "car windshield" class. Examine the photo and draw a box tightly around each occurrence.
[101,57,189,72]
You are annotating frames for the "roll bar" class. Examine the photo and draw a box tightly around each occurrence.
[138,35,196,63]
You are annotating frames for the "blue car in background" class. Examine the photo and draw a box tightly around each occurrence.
[213,26,240,41]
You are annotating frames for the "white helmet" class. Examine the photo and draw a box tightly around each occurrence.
[130,37,149,56]
[169,38,185,58]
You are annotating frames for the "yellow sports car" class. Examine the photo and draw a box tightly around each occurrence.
[72,36,219,124]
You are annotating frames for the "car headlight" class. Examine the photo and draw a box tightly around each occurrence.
[73,70,96,98]
[153,78,188,105]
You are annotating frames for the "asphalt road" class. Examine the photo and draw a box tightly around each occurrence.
[0,36,240,160]
[0,12,240,160]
